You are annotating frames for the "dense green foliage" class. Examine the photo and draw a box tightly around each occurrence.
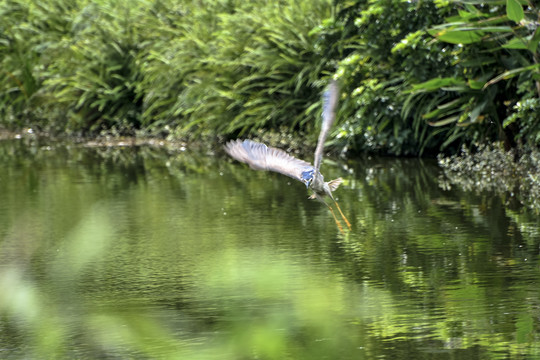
[331,0,540,155]
[0,0,538,155]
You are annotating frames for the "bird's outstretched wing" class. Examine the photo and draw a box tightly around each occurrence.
[225,139,313,182]
[313,79,339,175]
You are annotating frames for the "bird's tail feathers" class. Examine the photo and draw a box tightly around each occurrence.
[328,178,343,192]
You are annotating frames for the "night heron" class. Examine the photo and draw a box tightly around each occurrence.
[225,80,351,232]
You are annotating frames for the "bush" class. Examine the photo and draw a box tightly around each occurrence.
[1,0,538,156]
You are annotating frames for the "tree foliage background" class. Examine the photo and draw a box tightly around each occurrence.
[0,0,538,156]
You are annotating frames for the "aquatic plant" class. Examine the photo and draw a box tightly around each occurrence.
[439,143,540,213]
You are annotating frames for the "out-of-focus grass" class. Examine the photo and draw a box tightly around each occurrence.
[0,204,178,357]
[0,203,371,358]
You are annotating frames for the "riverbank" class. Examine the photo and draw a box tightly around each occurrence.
[3,128,539,213]
[0,127,312,157]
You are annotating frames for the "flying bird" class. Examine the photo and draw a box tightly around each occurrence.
[224,80,351,232]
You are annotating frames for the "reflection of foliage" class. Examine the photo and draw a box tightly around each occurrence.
[335,155,540,357]
[1,141,540,358]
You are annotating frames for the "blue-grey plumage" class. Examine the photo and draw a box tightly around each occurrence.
[224,138,343,203]
[225,139,314,183]
[224,80,351,231]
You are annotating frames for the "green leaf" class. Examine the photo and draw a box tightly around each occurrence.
[437,98,463,110]
[442,86,469,92]
[428,28,484,44]
[506,0,524,23]
[473,26,512,33]
[411,77,467,92]
[502,37,528,49]
[468,101,487,123]
[503,114,518,128]
[529,27,540,53]
[484,64,540,88]
[428,115,460,127]
[422,107,445,120]
[468,79,486,90]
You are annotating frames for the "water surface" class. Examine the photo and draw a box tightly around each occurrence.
[0,138,539,359]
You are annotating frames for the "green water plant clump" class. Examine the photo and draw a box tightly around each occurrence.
[438,144,540,213]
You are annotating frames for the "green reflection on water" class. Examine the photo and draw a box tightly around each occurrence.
[0,139,539,359]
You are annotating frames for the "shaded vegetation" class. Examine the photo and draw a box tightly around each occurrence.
[0,0,539,156]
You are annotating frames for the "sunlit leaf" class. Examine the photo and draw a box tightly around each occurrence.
[428,28,484,44]
[529,27,540,53]
[467,79,486,90]
[411,77,467,92]
[437,98,463,110]
[428,115,460,127]
[484,64,540,88]
[506,0,524,23]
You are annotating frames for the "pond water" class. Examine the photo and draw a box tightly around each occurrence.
[0,138,539,359]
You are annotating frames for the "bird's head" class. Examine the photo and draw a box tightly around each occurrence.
[301,169,314,189]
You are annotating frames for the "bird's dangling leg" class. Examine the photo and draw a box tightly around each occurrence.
[333,200,352,230]
[323,201,345,234]
[311,193,345,234]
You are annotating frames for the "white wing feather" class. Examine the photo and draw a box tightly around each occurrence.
[225,139,313,182]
